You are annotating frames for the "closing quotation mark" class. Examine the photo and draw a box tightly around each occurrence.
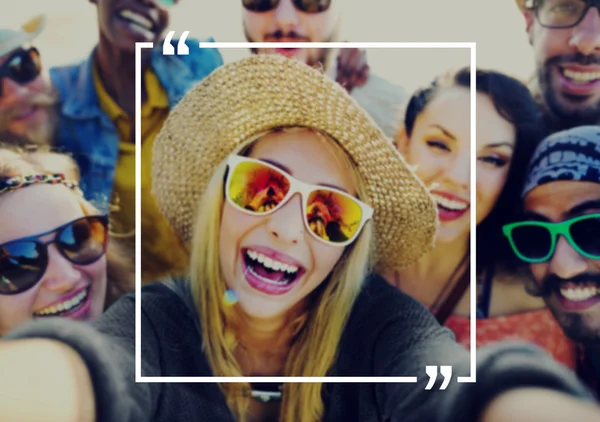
[162,31,190,55]
[424,366,452,390]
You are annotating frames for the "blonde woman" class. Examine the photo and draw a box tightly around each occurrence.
[1,56,599,422]
[0,143,132,335]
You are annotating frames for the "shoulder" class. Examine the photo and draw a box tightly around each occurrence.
[345,274,453,343]
[49,59,88,94]
[97,278,199,339]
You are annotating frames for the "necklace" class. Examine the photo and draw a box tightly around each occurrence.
[246,383,283,403]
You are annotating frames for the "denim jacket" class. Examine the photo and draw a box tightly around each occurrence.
[50,38,223,210]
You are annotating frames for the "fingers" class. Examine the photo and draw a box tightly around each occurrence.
[336,48,369,92]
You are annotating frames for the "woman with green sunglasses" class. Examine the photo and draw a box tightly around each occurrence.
[0,56,599,422]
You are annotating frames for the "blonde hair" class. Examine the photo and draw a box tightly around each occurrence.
[189,127,373,422]
[0,144,134,306]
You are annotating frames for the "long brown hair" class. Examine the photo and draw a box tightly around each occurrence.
[0,143,134,307]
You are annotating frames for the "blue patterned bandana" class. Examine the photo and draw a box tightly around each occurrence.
[522,126,600,198]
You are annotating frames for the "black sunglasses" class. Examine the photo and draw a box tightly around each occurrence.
[0,47,42,97]
[242,0,331,13]
[0,215,108,296]
[527,0,600,29]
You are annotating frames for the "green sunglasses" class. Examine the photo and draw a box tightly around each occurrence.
[502,213,600,263]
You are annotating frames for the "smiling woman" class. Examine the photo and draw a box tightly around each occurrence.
[0,143,133,335]
[0,55,599,422]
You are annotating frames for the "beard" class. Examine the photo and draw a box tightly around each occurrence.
[538,53,600,129]
[536,272,600,344]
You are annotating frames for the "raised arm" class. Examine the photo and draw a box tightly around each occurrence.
[0,293,162,422]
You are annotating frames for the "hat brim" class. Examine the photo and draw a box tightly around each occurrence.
[152,54,438,271]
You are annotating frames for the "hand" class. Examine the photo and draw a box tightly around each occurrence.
[335,47,369,93]
[0,339,95,422]
[481,388,600,422]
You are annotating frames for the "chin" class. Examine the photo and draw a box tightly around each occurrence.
[237,296,291,320]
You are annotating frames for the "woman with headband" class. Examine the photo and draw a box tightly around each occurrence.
[0,55,599,422]
[0,143,132,335]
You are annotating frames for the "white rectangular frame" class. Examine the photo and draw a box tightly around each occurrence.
[135,40,477,384]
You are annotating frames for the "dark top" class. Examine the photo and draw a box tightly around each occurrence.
[5,275,595,422]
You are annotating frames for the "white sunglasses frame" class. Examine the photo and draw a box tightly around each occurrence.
[224,155,374,247]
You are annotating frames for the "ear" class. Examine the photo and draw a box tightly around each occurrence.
[523,10,535,43]
[394,126,409,155]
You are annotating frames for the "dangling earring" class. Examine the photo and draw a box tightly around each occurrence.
[223,289,239,306]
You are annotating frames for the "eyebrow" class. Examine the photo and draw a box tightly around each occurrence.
[483,142,515,150]
[430,124,456,140]
[566,199,600,218]
[521,198,600,221]
[259,158,349,193]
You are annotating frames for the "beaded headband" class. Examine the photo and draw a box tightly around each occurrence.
[0,173,83,196]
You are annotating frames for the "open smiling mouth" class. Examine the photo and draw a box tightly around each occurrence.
[117,9,156,39]
[242,248,305,295]
[33,288,91,318]
[559,68,600,85]
[554,280,600,310]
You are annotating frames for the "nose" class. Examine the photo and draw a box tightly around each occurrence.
[39,245,82,293]
[444,149,470,190]
[274,0,300,33]
[266,193,305,245]
[569,7,600,55]
[547,236,588,280]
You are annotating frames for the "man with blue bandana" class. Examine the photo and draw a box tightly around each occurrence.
[504,125,600,397]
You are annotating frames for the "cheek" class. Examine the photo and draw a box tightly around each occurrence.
[475,167,508,223]
[243,12,268,37]
[26,77,47,94]
[310,241,344,277]
[85,258,107,289]
[529,263,548,285]
[533,27,563,62]
[219,204,261,277]
[406,146,444,184]
[303,13,335,39]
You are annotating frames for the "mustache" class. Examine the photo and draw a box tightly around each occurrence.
[265,30,310,42]
[545,52,600,67]
[538,272,600,296]
[0,90,57,125]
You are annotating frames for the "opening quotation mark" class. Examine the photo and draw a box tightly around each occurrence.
[424,366,452,390]
[162,31,190,55]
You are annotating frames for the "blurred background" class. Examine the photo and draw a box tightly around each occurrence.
[1,0,532,94]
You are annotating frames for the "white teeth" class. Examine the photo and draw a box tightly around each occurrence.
[430,193,469,211]
[34,289,88,317]
[245,250,299,274]
[120,10,154,30]
[562,68,600,84]
[559,286,598,302]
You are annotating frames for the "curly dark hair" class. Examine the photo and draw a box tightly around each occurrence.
[404,67,548,274]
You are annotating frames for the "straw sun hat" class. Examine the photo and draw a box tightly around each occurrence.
[152,54,438,270]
